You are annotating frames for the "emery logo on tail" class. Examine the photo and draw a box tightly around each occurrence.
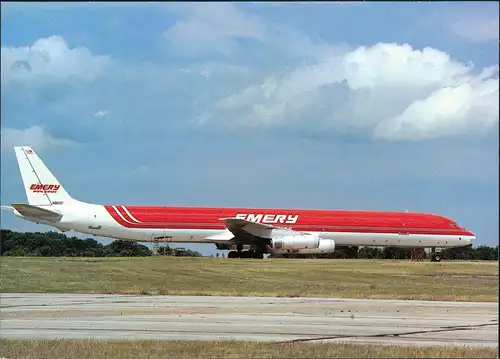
[29,184,61,193]
[235,213,299,224]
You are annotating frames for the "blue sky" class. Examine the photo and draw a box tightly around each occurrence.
[1,2,498,254]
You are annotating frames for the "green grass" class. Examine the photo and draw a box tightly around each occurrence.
[1,257,498,301]
[1,339,497,359]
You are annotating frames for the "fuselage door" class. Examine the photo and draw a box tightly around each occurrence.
[88,211,102,233]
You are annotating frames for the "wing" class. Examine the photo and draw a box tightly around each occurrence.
[203,218,306,243]
[219,217,303,239]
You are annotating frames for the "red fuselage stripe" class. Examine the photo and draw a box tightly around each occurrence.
[103,205,474,236]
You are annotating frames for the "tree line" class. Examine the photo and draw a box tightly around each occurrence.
[270,244,499,260]
[0,229,497,260]
[0,230,202,257]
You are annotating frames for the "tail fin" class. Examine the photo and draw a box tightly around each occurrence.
[14,146,76,206]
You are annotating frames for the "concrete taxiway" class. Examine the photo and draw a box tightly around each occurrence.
[1,293,498,347]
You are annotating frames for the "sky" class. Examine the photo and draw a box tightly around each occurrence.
[1,1,498,255]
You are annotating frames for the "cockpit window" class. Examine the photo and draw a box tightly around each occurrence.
[451,222,458,227]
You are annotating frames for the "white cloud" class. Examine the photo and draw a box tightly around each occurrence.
[93,110,108,118]
[342,44,472,89]
[163,2,339,61]
[163,3,267,56]
[374,75,499,140]
[2,8,496,145]
[160,4,498,142]
[446,9,499,43]
[1,35,111,86]
[1,126,75,151]
[206,42,499,141]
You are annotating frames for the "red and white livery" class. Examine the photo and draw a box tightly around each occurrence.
[2,146,476,261]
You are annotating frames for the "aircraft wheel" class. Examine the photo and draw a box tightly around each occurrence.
[254,252,264,259]
[228,251,239,259]
[431,254,442,262]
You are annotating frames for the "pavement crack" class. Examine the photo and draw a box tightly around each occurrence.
[1,301,94,309]
[275,322,499,344]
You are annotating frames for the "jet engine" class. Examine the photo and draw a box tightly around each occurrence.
[270,238,335,254]
[271,233,320,250]
[297,238,335,254]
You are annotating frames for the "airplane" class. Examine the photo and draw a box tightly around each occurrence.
[1,146,475,262]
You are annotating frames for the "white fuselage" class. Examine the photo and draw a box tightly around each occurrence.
[16,202,476,249]
[8,145,476,257]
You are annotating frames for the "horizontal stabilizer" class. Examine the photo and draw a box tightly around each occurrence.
[10,203,63,222]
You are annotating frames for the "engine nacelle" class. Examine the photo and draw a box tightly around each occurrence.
[298,239,335,254]
[271,233,320,250]
[270,239,336,254]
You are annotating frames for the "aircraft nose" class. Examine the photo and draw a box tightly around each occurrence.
[464,232,476,244]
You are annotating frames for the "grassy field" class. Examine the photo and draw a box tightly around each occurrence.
[1,339,498,359]
[0,257,498,301]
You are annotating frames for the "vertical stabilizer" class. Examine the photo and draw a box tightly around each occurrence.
[14,146,75,206]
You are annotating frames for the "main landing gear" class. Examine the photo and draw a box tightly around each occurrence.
[430,247,442,262]
[227,250,264,259]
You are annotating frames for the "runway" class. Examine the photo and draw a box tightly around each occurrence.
[1,293,498,347]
